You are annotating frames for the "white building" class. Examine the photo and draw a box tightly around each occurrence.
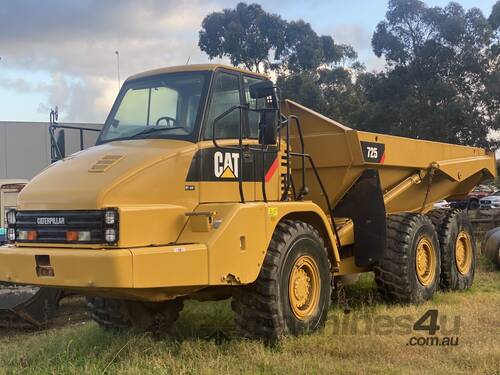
[0,121,101,180]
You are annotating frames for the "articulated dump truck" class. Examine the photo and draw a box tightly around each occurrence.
[0,64,495,339]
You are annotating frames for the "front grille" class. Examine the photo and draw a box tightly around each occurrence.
[15,210,106,244]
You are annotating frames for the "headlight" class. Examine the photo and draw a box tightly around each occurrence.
[105,228,116,243]
[104,209,117,224]
[7,228,15,241]
[103,208,119,244]
[6,210,16,225]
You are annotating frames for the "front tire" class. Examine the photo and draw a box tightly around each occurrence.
[231,220,331,341]
[375,213,440,304]
[88,297,183,334]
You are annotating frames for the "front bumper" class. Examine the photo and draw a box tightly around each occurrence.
[0,244,208,290]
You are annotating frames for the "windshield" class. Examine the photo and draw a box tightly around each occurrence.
[98,71,210,143]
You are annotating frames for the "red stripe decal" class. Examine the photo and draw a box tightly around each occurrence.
[265,157,279,182]
[380,152,385,164]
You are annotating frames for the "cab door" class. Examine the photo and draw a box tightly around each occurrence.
[196,69,256,203]
[242,75,282,202]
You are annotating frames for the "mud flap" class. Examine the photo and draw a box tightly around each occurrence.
[333,169,386,267]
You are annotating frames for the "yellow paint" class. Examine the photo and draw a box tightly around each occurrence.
[288,255,320,320]
[268,207,278,220]
[0,246,134,288]
[337,255,370,276]
[416,237,437,286]
[284,99,496,214]
[455,231,473,275]
[187,212,216,232]
[220,167,236,178]
[0,243,207,290]
[127,63,269,82]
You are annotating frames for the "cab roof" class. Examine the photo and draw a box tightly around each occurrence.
[127,64,269,82]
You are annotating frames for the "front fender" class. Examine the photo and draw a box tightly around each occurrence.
[178,201,340,285]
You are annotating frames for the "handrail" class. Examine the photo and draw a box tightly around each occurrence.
[49,119,100,163]
[289,151,342,251]
[211,105,280,204]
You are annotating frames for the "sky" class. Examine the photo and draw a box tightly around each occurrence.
[0,0,497,124]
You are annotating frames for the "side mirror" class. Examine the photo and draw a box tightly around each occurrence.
[55,129,66,160]
[249,80,275,99]
[259,109,278,145]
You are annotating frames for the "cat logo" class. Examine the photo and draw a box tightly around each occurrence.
[214,151,240,179]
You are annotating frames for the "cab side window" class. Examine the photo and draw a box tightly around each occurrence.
[204,72,241,140]
[243,76,268,139]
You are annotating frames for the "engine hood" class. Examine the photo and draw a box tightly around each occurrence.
[18,139,198,210]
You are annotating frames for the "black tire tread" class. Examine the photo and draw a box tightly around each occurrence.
[374,213,438,303]
[426,208,475,290]
[88,297,183,333]
[231,220,331,341]
[88,297,130,330]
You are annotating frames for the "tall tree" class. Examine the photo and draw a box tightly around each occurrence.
[364,0,500,147]
[277,20,357,73]
[277,64,366,127]
[198,2,362,126]
[487,2,500,132]
[198,3,285,72]
[198,2,356,74]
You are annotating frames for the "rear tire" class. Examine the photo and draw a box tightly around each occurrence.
[88,297,183,334]
[231,220,331,341]
[427,209,476,290]
[375,213,440,304]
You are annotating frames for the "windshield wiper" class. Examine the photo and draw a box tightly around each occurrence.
[129,126,184,139]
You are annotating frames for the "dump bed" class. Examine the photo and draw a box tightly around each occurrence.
[284,100,496,216]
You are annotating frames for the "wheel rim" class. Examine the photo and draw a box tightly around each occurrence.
[288,255,320,320]
[455,231,473,275]
[415,237,436,286]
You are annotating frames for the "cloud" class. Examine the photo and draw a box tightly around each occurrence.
[0,77,48,93]
[0,0,234,122]
[326,23,385,71]
[0,1,388,122]
[331,24,372,51]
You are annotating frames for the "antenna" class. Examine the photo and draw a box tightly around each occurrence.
[115,50,121,91]
[185,56,191,65]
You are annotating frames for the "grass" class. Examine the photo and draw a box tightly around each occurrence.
[0,260,499,375]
